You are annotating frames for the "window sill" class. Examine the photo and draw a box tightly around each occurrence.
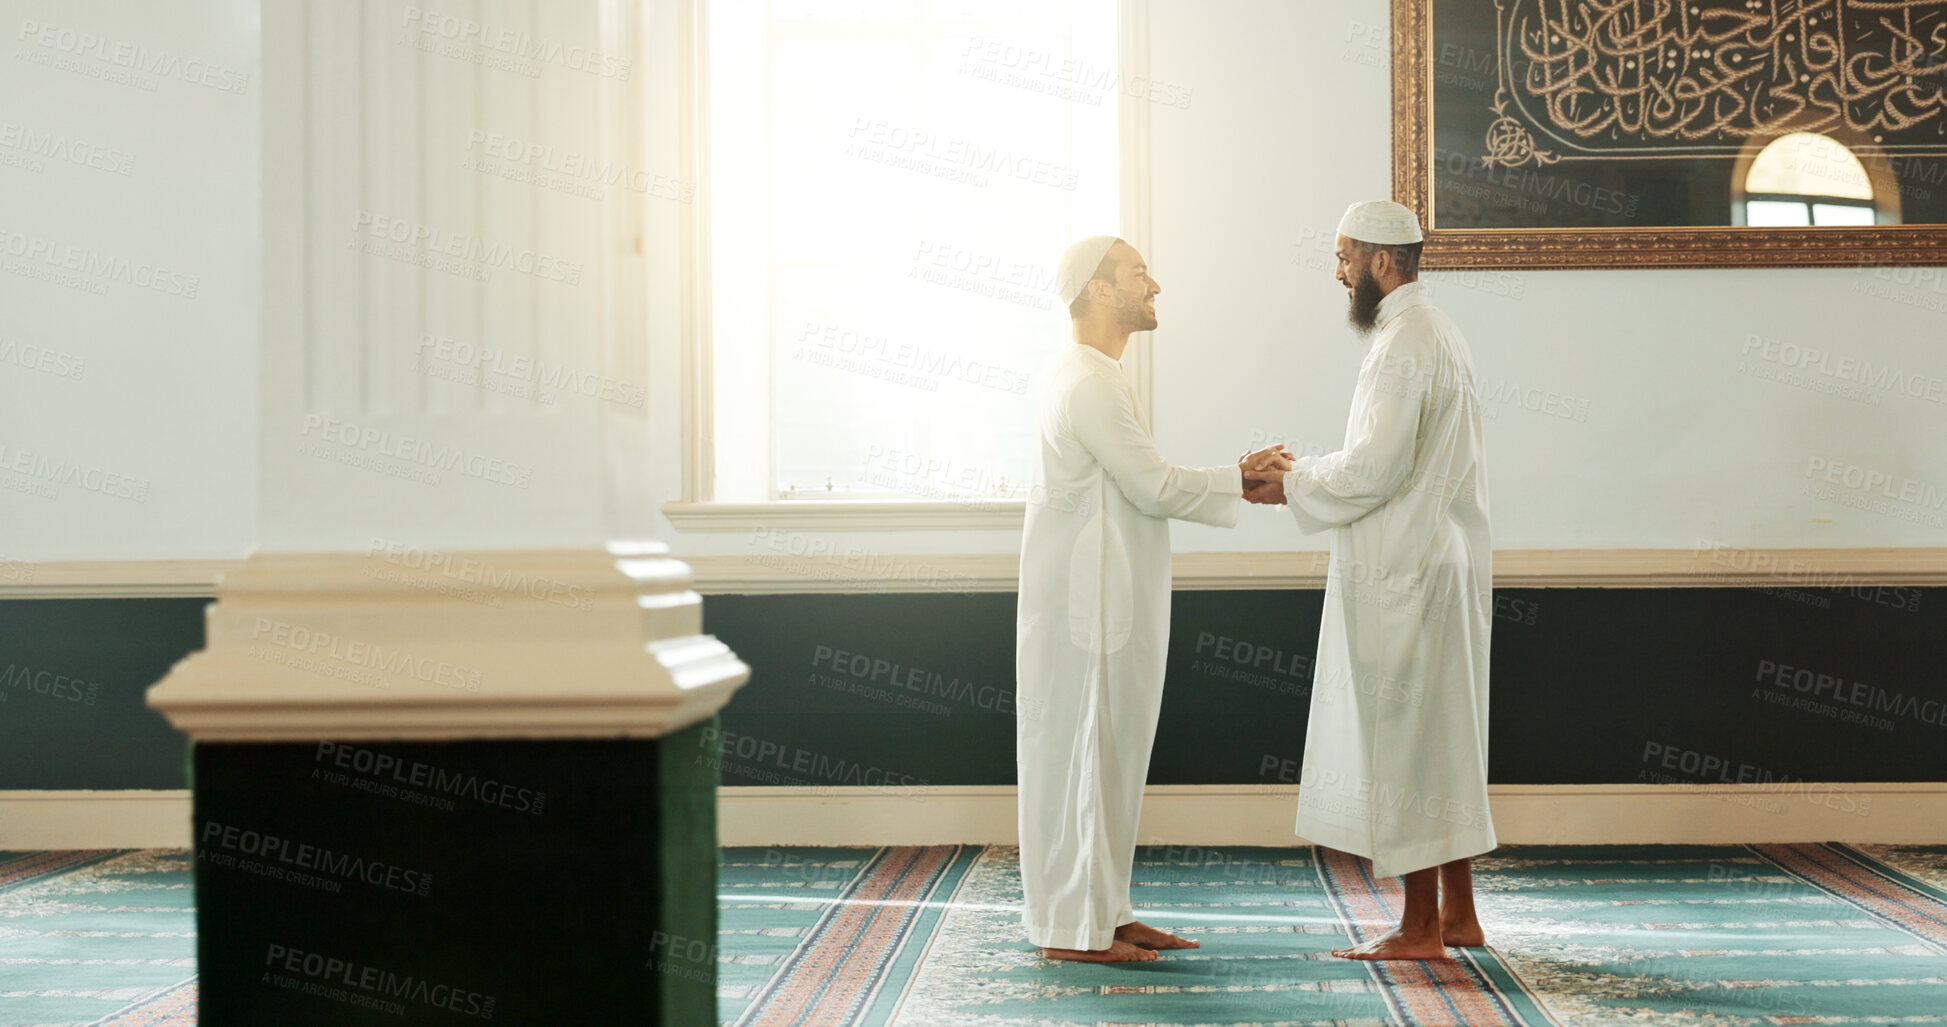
[661,499,1026,533]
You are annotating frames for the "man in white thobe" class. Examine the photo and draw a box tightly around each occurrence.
[1017,235,1290,963]
[1246,202,1495,960]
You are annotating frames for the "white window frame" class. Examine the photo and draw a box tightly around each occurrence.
[661,0,1155,532]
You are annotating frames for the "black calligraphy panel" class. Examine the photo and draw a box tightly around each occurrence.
[1430,0,1947,228]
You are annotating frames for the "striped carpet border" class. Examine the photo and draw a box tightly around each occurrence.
[92,980,197,1025]
[858,845,982,1027]
[1752,842,1947,954]
[1834,843,1947,908]
[1315,848,1555,1027]
[737,845,970,1027]
[0,849,126,894]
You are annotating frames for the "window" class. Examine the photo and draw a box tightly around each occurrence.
[699,0,1121,515]
[1740,133,1878,227]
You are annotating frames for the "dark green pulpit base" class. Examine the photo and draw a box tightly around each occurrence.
[190,721,719,1025]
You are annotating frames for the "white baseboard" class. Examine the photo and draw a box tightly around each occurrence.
[715,783,1947,847]
[0,791,195,849]
[6,783,1942,851]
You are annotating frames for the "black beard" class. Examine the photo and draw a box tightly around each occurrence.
[1347,270,1385,334]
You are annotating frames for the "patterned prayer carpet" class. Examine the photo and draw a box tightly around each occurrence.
[720,843,1947,1026]
[6,844,1947,1025]
[0,850,196,1026]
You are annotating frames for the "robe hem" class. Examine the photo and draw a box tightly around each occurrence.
[1296,814,1496,880]
[1024,911,1137,951]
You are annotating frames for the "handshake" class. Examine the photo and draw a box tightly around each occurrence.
[1237,444,1294,506]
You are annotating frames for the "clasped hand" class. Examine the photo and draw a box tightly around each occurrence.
[1237,444,1292,506]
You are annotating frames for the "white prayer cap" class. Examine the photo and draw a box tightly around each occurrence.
[1336,201,1424,245]
[1055,235,1122,305]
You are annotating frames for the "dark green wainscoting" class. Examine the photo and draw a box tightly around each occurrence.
[0,597,204,788]
[699,587,1947,788]
[4,585,1945,792]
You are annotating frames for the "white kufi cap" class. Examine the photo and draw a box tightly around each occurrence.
[1336,201,1424,245]
[1055,235,1121,305]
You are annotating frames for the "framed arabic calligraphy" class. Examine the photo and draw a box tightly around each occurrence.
[1393,0,1947,268]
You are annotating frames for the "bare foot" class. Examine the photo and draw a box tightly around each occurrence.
[1331,926,1449,961]
[1114,921,1200,950]
[1441,916,1485,947]
[1040,940,1159,962]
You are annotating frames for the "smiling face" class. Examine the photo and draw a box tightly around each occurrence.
[1096,240,1161,332]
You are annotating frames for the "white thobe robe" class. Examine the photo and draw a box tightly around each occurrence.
[1016,343,1242,949]
[1279,282,1496,879]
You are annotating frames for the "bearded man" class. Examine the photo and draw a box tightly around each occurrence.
[1245,202,1495,959]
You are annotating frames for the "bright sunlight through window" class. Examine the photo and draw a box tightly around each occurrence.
[708,0,1119,503]
[1743,132,1878,228]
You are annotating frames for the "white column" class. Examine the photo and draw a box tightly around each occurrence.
[257,0,647,550]
[152,0,742,737]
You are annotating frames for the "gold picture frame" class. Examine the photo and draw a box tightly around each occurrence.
[1392,0,1947,270]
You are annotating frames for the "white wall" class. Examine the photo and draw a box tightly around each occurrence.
[9,0,1942,564]
[0,0,259,561]
[651,0,1947,563]
[1150,0,1947,554]
[4,0,645,561]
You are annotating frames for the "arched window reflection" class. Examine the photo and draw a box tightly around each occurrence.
[1739,133,1879,227]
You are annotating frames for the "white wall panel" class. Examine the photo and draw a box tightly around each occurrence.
[0,0,260,561]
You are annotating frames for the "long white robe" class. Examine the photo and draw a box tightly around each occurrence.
[1278,282,1496,879]
[1016,342,1242,949]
